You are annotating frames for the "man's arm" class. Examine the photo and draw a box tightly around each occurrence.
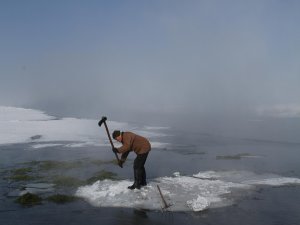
[121,151,130,161]
[117,134,132,153]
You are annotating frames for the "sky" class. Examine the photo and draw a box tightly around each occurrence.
[1,0,300,127]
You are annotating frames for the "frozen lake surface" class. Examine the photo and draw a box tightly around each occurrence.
[1,107,300,225]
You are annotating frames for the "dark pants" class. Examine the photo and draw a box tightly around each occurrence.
[133,152,149,185]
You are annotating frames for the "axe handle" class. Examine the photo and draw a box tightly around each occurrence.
[103,121,120,162]
[157,185,170,210]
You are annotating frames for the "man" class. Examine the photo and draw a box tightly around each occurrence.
[112,130,151,190]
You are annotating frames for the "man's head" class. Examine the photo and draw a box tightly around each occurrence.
[112,130,122,142]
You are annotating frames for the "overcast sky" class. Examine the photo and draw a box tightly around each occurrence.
[1,0,300,125]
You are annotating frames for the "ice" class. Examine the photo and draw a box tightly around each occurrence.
[193,171,221,179]
[76,170,300,212]
[32,143,64,149]
[245,177,300,186]
[0,106,169,148]
[7,183,55,196]
[187,195,209,211]
[173,172,180,177]
[76,180,161,209]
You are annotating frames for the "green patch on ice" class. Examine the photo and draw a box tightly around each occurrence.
[39,160,84,171]
[13,167,32,174]
[15,193,78,206]
[8,160,119,187]
[50,170,118,187]
[24,161,40,166]
[10,174,34,181]
[90,159,116,166]
[47,194,78,204]
[86,170,118,184]
[216,153,252,160]
[15,193,42,206]
[51,176,85,187]
[24,159,116,171]
[7,167,40,182]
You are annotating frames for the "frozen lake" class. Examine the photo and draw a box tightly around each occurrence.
[1,107,300,224]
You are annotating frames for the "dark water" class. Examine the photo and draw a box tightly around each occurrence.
[1,129,300,225]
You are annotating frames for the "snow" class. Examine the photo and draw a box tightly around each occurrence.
[193,171,221,179]
[0,106,54,122]
[0,106,169,148]
[75,170,300,212]
[187,195,209,211]
[245,177,300,186]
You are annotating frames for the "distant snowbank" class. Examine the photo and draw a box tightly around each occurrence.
[0,106,169,148]
[76,170,300,212]
[0,106,54,121]
[256,104,300,118]
[144,126,170,130]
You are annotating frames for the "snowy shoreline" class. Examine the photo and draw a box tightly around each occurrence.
[0,106,169,148]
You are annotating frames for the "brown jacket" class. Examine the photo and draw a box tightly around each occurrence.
[117,132,151,155]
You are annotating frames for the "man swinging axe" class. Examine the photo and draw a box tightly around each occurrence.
[112,130,151,190]
[98,117,151,189]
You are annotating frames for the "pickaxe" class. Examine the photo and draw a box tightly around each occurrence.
[98,116,122,168]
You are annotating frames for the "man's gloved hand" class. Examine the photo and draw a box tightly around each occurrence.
[112,148,119,154]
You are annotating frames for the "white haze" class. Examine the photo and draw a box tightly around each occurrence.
[0,1,300,137]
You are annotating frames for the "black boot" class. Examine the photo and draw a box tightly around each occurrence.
[140,167,147,186]
[128,170,141,190]
[127,181,140,190]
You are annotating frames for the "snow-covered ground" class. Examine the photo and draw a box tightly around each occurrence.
[0,106,169,148]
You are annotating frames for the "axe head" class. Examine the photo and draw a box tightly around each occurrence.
[98,116,107,127]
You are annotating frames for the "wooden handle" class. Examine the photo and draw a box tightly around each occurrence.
[102,121,120,163]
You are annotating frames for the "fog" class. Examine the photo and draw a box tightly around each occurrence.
[1,1,300,138]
